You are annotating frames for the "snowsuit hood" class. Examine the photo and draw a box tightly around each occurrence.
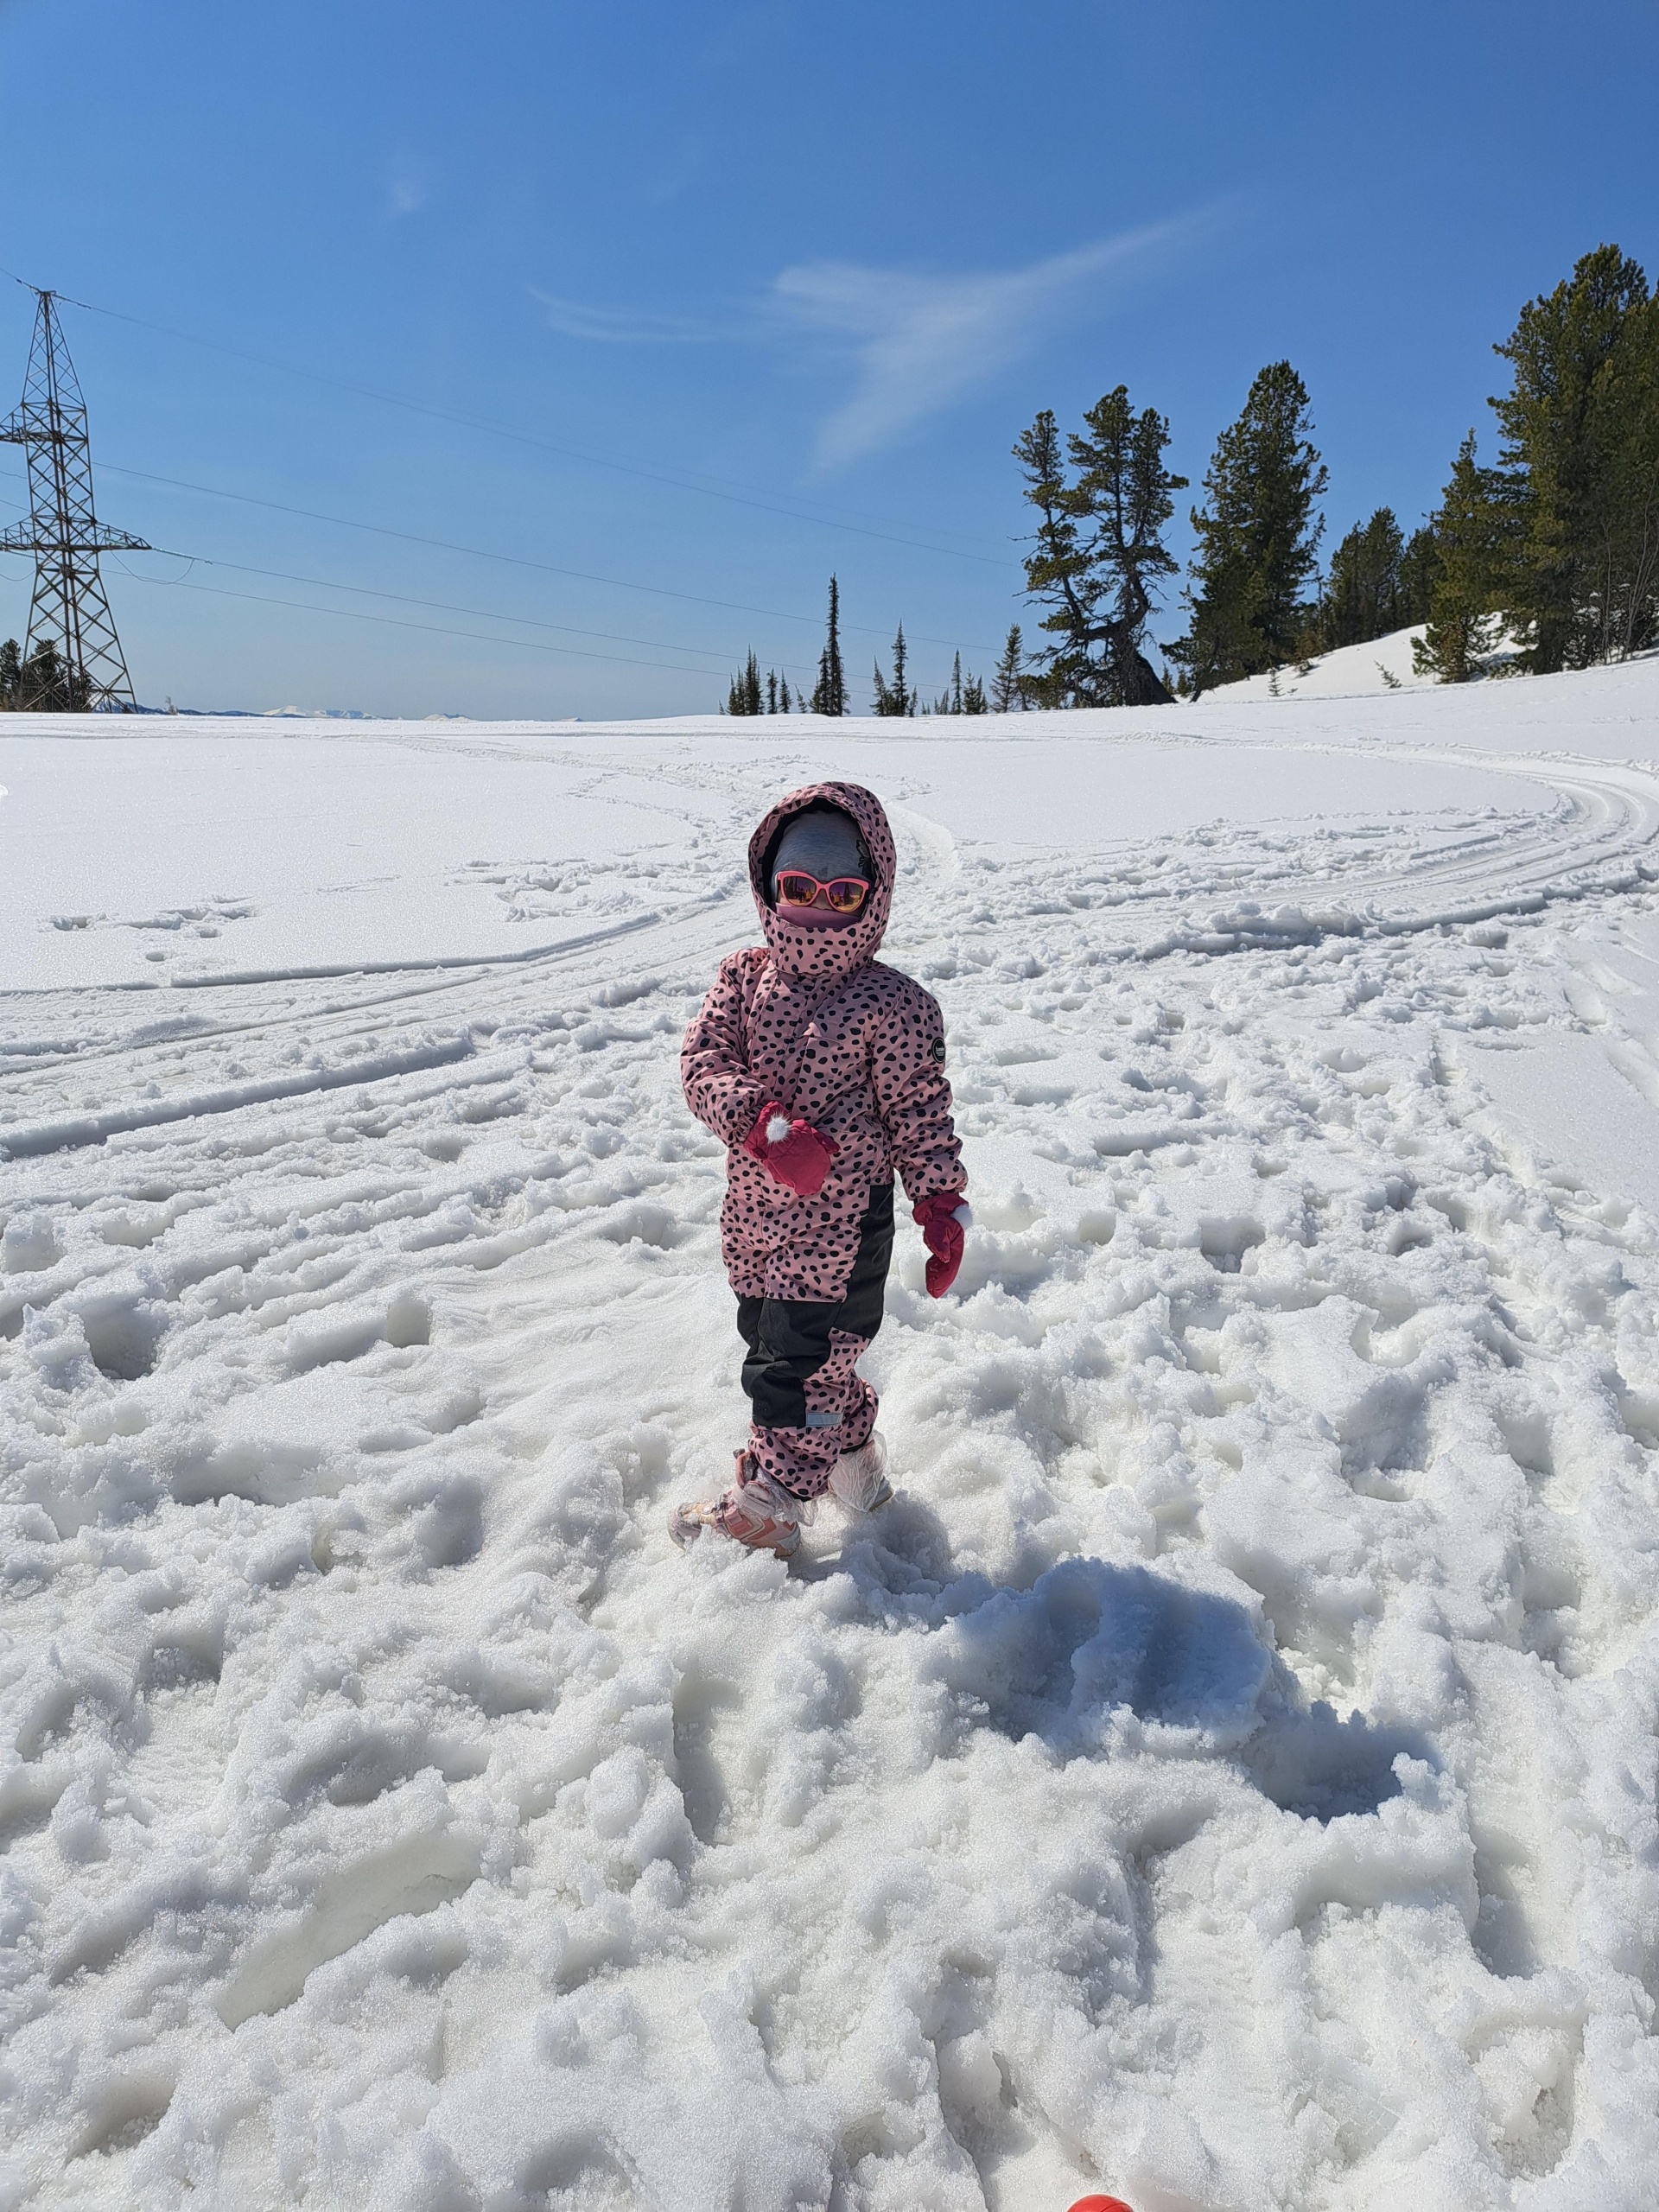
[747,782,896,982]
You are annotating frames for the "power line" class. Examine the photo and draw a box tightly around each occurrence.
[92,458,1003,653]
[2,469,981,683]
[130,545,812,669]
[4,517,815,683]
[116,567,785,680]
[0,264,1016,570]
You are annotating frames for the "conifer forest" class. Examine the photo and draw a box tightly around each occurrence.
[720,242,1659,715]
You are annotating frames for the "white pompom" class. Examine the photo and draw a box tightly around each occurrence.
[952,1203,973,1230]
[766,1116,792,1144]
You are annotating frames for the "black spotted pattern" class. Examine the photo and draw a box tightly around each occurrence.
[681,781,967,1488]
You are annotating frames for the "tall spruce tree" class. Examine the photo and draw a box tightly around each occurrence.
[1492,243,1659,670]
[810,576,849,715]
[1013,387,1185,708]
[991,625,1026,712]
[934,652,964,715]
[871,623,914,715]
[1412,433,1523,683]
[1169,362,1328,694]
[0,638,20,710]
[1397,525,1442,627]
[1321,508,1405,648]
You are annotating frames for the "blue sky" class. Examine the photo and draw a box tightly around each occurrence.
[1,0,1655,718]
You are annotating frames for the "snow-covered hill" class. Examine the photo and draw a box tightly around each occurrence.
[1196,620,1439,702]
[5,658,1659,2209]
[1198,622,1541,704]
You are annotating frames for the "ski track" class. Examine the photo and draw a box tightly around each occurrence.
[4,716,1659,2209]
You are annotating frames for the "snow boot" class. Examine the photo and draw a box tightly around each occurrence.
[828,1430,892,1513]
[670,1454,802,1560]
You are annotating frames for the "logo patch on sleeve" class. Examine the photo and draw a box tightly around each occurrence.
[931,1037,947,1065]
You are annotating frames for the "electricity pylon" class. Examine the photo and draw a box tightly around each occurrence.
[0,289,148,710]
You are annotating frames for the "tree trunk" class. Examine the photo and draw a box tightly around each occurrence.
[1124,649,1175,705]
[1098,614,1174,704]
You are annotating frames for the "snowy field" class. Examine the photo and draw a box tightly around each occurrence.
[5,656,1659,2209]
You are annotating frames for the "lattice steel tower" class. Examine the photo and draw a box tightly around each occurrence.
[1,289,148,709]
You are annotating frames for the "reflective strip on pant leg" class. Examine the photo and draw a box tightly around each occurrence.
[803,1329,869,1435]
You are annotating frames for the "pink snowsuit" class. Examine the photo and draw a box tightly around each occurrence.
[682,782,965,1499]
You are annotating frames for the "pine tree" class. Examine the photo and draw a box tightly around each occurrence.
[726,651,764,715]
[1492,244,1659,670]
[871,623,914,715]
[810,576,849,715]
[961,671,988,714]
[1014,388,1186,708]
[779,675,793,712]
[1321,508,1406,649]
[932,652,965,716]
[766,669,779,714]
[990,625,1026,712]
[0,638,20,710]
[16,641,81,712]
[1168,362,1328,695]
[1397,525,1442,627]
[1412,433,1524,683]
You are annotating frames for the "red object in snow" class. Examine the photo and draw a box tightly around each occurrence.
[912,1190,969,1296]
[743,1103,839,1198]
[1065,2197,1135,2212]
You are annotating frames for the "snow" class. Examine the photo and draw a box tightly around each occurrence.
[1198,624,1599,706]
[1198,623,1439,703]
[5,657,1659,2209]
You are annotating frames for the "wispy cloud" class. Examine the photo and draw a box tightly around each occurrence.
[529,289,718,346]
[777,219,1205,466]
[527,211,1215,462]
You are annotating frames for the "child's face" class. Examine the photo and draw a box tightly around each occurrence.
[770,810,869,930]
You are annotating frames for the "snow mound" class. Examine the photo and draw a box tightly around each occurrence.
[1198,621,1527,703]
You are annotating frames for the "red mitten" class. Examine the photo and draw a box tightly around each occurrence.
[913,1191,971,1297]
[743,1103,839,1198]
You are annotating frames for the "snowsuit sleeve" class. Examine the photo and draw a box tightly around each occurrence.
[869,981,965,1206]
[682,952,768,1147]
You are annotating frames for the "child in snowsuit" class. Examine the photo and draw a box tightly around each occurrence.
[671,781,969,1559]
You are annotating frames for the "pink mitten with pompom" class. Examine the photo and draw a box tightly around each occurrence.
[744,1103,839,1198]
[913,1191,972,1296]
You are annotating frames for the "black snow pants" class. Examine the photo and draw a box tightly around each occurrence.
[735,1181,894,1500]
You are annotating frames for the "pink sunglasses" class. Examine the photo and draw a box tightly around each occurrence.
[774,869,870,914]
